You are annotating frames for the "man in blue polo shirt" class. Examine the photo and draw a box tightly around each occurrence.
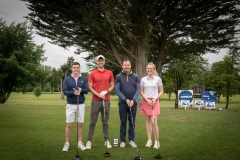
[115,58,140,148]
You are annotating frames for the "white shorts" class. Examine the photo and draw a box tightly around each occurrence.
[65,104,85,123]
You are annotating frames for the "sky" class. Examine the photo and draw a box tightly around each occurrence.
[0,0,228,72]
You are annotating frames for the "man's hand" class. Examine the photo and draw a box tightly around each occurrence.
[126,99,134,107]
[73,88,81,95]
[126,99,131,106]
[129,100,134,107]
[98,90,108,98]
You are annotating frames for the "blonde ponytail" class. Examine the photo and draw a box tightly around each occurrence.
[154,70,159,77]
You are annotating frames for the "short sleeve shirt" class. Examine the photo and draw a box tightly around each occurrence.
[140,75,162,98]
[88,68,114,100]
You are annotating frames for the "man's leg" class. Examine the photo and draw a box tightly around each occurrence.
[65,123,73,142]
[101,100,110,140]
[119,102,128,143]
[128,102,137,141]
[63,104,75,152]
[77,103,85,142]
[62,123,72,152]
[87,100,102,141]
[77,123,83,142]
[77,122,87,151]
[65,104,75,142]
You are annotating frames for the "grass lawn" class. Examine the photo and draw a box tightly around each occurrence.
[0,92,239,160]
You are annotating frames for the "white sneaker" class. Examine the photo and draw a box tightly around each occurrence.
[78,142,87,151]
[104,140,112,148]
[153,141,160,149]
[62,142,69,152]
[145,140,152,147]
[120,142,125,148]
[86,141,91,149]
[129,141,137,148]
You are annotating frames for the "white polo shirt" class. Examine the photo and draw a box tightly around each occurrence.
[140,75,162,98]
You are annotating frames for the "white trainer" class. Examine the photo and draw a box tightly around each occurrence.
[104,140,112,148]
[129,141,137,148]
[78,142,87,151]
[153,141,160,149]
[120,142,126,148]
[86,141,91,149]
[145,140,152,147]
[62,142,69,152]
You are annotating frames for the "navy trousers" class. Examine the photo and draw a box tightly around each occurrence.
[118,101,137,143]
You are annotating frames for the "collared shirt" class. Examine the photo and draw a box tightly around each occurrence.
[71,74,81,85]
[140,75,162,98]
[63,74,88,104]
[88,68,114,100]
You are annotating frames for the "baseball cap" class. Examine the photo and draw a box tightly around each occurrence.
[96,55,105,60]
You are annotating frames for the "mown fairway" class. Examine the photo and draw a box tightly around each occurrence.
[0,93,239,160]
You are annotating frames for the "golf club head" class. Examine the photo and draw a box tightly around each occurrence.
[154,153,162,159]
[134,156,141,160]
[104,151,110,157]
[73,155,81,160]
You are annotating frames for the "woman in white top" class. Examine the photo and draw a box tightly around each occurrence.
[140,62,164,149]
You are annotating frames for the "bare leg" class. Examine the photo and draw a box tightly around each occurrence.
[77,122,83,142]
[145,115,152,140]
[151,115,159,141]
[65,123,73,142]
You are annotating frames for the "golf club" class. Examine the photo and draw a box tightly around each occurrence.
[103,100,110,157]
[130,107,141,160]
[152,104,162,159]
[73,87,81,160]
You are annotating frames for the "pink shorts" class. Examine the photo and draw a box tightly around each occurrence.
[140,99,160,116]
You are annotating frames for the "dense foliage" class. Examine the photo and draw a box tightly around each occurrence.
[23,0,240,78]
[0,19,46,103]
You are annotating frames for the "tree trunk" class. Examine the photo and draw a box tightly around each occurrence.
[51,86,54,94]
[168,93,171,100]
[135,41,148,79]
[0,84,13,103]
[174,93,178,108]
[217,87,221,103]
[156,39,166,77]
[217,96,221,103]
[0,92,11,104]
[60,77,64,99]
[225,94,229,109]
[225,83,231,109]
[108,40,124,66]
[134,41,148,108]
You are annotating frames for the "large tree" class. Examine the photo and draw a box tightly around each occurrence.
[59,56,75,99]
[0,19,46,103]
[164,55,208,108]
[209,43,240,109]
[23,0,240,78]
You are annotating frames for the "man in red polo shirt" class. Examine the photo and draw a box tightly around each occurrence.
[86,55,115,149]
